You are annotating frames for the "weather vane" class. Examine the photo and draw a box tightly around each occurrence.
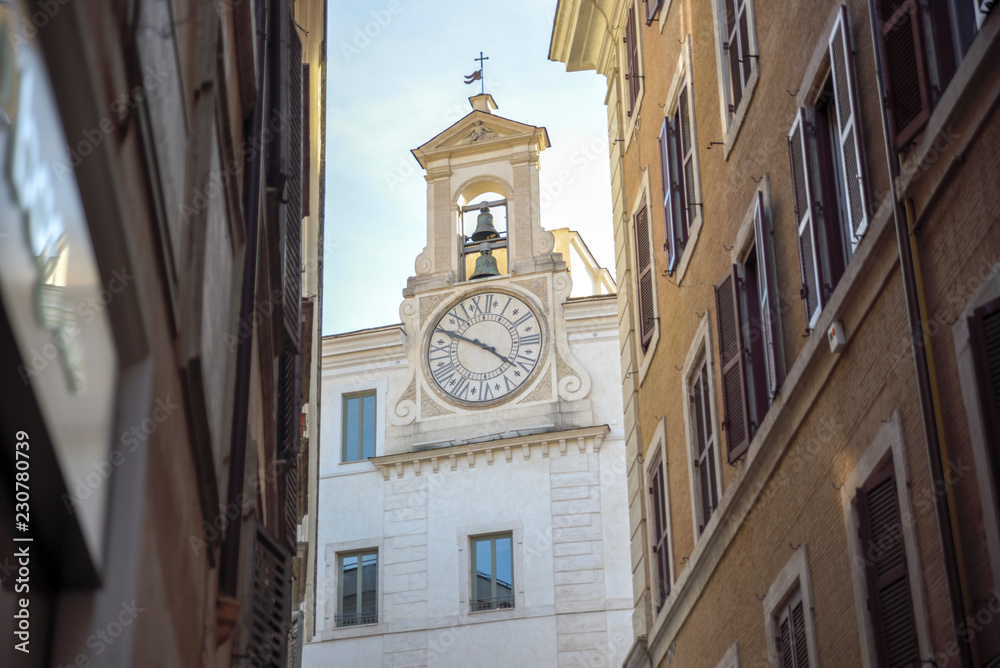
[464,51,489,95]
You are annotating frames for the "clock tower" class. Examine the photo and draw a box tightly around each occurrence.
[389,93,597,448]
[306,94,631,668]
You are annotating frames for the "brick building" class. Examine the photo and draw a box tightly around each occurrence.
[0,1,325,666]
[551,0,1000,666]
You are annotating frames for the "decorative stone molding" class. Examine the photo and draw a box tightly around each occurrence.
[371,425,610,480]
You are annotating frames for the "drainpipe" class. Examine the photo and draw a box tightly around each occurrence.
[865,3,973,667]
[220,0,271,599]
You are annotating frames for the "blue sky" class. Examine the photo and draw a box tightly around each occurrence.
[322,1,615,334]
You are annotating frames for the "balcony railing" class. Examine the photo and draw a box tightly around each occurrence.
[470,596,514,612]
[335,611,378,627]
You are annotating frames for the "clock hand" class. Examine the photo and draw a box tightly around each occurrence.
[436,328,510,363]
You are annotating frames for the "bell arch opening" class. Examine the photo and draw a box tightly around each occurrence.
[457,189,509,282]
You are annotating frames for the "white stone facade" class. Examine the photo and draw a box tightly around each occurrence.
[303,96,632,667]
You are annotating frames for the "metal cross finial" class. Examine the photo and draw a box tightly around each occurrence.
[474,51,489,95]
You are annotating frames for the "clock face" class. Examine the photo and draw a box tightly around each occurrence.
[426,291,543,405]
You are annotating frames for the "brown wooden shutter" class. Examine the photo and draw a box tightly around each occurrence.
[625,4,640,115]
[301,64,310,217]
[282,453,299,551]
[248,523,292,668]
[670,108,690,255]
[829,6,870,250]
[634,203,655,348]
[282,16,304,348]
[788,108,823,328]
[644,0,663,24]
[777,591,810,667]
[715,266,752,461]
[752,192,781,398]
[857,462,920,668]
[874,0,931,147]
[278,341,301,460]
[969,297,1000,491]
[649,463,671,608]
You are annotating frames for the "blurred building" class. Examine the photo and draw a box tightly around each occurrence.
[0,0,325,666]
[551,0,999,666]
[303,95,633,667]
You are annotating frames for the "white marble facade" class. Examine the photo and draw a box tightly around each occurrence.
[304,96,632,668]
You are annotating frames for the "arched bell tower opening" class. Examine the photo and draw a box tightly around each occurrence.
[459,189,508,281]
[405,94,565,297]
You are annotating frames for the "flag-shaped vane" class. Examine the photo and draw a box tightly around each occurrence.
[465,52,488,94]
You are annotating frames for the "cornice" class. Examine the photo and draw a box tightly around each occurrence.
[370,424,610,480]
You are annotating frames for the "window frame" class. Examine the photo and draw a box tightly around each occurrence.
[630,172,660,385]
[839,413,933,668]
[762,546,820,668]
[710,0,760,156]
[469,532,516,612]
[645,420,675,614]
[953,264,1000,592]
[341,389,377,463]
[661,38,703,284]
[336,549,379,628]
[621,1,645,146]
[681,315,723,538]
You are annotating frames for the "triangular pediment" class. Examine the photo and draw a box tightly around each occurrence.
[412,110,550,167]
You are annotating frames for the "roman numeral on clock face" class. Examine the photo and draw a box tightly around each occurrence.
[427,292,542,404]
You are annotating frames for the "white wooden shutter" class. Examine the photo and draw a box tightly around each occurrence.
[828,6,869,252]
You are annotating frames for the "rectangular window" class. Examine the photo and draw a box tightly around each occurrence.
[723,0,753,117]
[857,462,921,667]
[716,194,781,461]
[775,589,810,668]
[624,2,641,116]
[337,550,378,627]
[873,0,979,147]
[968,296,1000,512]
[342,390,376,462]
[471,533,514,611]
[633,200,656,349]
[689,357,719,534]
[649,459,671,609]
[659,75,699,274]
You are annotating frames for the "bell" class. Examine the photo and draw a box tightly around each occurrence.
[470,207,500,241]
[470,250,501,280]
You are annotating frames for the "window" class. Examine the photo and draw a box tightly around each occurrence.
[787,7,869,328]
[644,0,664,24]
[633,199,656,349]
[873,0,980,147]
[342,390,375,462]
[856,462,921,667]
[659,40,702,277]
[775,589,810,667]
[712,0,759,142]
[337,550,377,627]
[689,356,719,534]
[763,547,819,668]
[624,2,642,117]
[648,454,672,610]
[470,533,514,611]
[722,0,755,119]
[968,296,1000,475]
[715,193,781,461]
